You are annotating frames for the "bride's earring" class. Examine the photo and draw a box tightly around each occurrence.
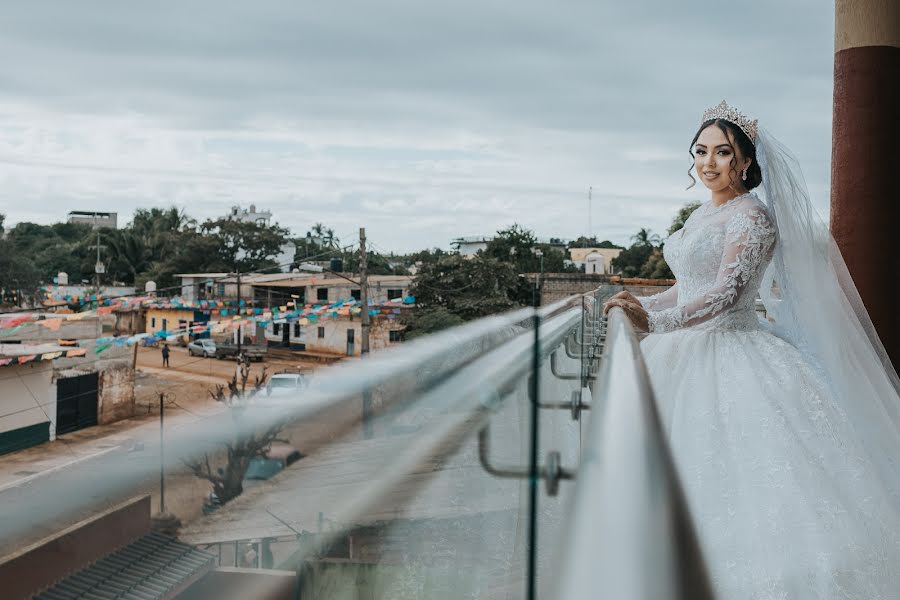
[741,167,748,181]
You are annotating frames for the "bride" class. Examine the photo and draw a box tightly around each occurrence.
[603,101,899,598]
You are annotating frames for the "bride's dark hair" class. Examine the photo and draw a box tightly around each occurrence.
[686,119,762,191]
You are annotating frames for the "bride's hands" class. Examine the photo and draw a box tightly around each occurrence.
[604,290,641,310]
[603,293,650,333]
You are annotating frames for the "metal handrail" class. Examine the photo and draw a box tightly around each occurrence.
[553,307,715,600]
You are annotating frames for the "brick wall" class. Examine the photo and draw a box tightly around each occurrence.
[534,273,674,306]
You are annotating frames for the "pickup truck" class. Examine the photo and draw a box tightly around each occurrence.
[214,343,267,362]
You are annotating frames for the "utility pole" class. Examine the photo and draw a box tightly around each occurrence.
[236,268,242,357]
[359,227,373,439]
[159,391,166,514]
[359,228,370,356]
[587,186,592,246]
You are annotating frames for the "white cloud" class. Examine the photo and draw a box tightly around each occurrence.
[0,1,836,252]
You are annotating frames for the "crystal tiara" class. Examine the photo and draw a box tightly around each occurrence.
[701,100,758,143]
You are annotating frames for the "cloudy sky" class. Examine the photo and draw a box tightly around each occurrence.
[0,1,836,253]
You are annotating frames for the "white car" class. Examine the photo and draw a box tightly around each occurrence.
[264,373,308,401]
[187,338,217,358]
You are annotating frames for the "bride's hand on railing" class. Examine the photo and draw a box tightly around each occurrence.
[603,297,649,333]
[604,290,641,309]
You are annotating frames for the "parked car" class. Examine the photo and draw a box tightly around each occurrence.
[244,443,304,482]
[187,338,217,357]
[264,372,309,400]
[214,343,267,362]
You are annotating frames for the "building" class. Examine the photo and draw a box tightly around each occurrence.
[568,247,623,275]
[452,236,493,257]
[225,204,272,226]
[0,314,136,453]
[177,273,232,303]
[250,274,413,308]
[264,310,407,356]
[452,235,569,258]
[66,211,118,229]
[145,305,212,341]
[0,345,67,455]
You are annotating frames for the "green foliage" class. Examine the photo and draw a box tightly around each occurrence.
[484,224,574,275]
[200,217,290,272]
[567,236,624,250]
[668,201,702,236]
[400,306,466,340]
[410,254,522,321]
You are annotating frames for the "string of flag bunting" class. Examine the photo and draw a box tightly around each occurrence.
[0,294,416,364]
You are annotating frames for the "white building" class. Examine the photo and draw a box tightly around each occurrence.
[66,211,118,229]
[225,204,272,226]
[568,247,623,275]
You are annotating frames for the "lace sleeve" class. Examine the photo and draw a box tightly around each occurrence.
[648,206,776,333]
[638,284,678,311]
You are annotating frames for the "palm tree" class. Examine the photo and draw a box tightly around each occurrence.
[631,228,662,248]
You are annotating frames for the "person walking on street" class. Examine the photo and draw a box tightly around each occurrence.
[161,343,170,368]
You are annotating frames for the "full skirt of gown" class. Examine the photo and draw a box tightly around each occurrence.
[641,325,900,599]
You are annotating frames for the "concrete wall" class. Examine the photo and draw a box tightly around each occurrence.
[55,343,135,426]
[0,316,101,344]
[265,317,404,356]
[0,495,151,600]
[536,273,674,306]
[0,361,55,452]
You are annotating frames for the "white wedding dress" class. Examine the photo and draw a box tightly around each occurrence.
[637,191,900,599]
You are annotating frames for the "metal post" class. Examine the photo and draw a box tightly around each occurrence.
[359,228,373,439]
[159,391,165,514]
[236,268,242,357]
[527,313,540,600]
[359,228,370,355]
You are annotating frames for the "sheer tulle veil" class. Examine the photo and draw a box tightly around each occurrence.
[755,128,900,498]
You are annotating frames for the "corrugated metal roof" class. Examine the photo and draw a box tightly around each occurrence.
[33,532,214,600]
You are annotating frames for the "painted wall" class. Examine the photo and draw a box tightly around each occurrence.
[264,317,404,356]
[0,362,55,453]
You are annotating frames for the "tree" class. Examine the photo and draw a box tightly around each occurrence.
[201,218,290,272]
[400,306,466,340]
[631,228,662,248]
[668,201,702,236]
[411,254,522,321]
[567,236,623,250]
[185,368,289,505]
[483,224,573,275]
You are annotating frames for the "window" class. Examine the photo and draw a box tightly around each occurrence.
[217,283,225,296]
[316,287,329,302]
[389,330,401,343]
[351,289,361,301]
[318,327,325,339]
[387,288,402,301]
[161,319,168,331]
[293,322,301,338]
[151,317,156,328]
[273,323,281,335]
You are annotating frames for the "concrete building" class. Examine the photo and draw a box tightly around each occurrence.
[225,204,272,226]
[568,247,623,275]
[251,273,412,309]
[264,312,406,356]
[0,347,64,455]
[145,306,211,340]
[66,211,118,229]
[452,236,569,258]
[0,314,136,450]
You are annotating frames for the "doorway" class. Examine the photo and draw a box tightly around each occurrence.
[56,372,99,435]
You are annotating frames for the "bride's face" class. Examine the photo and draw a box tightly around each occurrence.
[693,125,751,193]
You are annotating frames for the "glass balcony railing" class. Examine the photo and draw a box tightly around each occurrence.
[1,288,713,599]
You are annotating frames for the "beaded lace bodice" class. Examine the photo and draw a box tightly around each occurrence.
[640,192,777,333]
